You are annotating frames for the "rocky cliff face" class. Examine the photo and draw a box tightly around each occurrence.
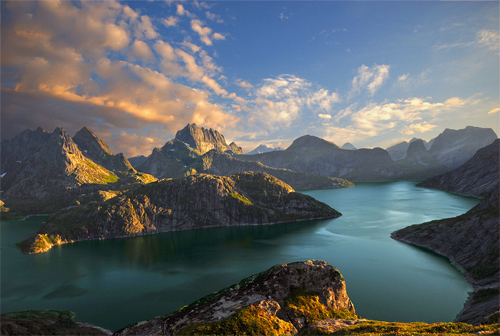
[392,188,499,325]
[428,126,497,169]
[19,172,341,254]
[418,139,499,197]
[175,123,242,155]
[114,260,357,336]
[73,127,136,175]
[1,127,118,204]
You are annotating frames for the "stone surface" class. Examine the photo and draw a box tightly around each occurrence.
[19,172,341,254]
[0,310,112,335]
[114,260,356,336]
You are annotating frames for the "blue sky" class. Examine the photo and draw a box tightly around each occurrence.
[1,1,498,156]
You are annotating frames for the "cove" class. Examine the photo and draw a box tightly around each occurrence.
[1,181,478,331]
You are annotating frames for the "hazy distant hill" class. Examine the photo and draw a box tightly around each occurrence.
[386,138,426,161]
[240,135,404,181]
[245,144,285,155]
[428,126,497,169]
[341,142,357,150]
[418,139,499,197]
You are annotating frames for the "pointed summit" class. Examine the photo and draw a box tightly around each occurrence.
[175,123,242,155]
[73,126,136,175]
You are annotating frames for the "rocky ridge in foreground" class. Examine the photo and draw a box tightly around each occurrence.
[115,260,358,336]
[19,172,341,254]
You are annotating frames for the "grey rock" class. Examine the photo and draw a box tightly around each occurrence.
[114,260,356,336]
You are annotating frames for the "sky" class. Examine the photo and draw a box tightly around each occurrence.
[1,0,499,157]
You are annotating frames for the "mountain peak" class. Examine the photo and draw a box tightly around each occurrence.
[175,123,240,155]
[73,126,113,156]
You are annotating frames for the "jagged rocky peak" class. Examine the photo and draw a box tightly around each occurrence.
[73,126,136,174]
[175,123,242,155]
[115,260,357,335]
[73,126,113,156]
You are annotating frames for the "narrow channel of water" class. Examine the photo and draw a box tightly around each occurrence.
[0,181,478,331]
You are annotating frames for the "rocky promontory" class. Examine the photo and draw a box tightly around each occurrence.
[19,172,341,254]
[115,260,358,336]
[392,187,499,325]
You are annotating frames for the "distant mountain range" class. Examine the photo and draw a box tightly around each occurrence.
[245,144,285,155]
[239,126,497,181]
[131,123,353,190]
[1,123,497,215]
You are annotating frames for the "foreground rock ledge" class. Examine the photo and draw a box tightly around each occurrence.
[114,260,357,336]
[19,172,341,254]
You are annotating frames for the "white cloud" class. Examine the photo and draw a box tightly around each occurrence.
[488,107,500,114]
[318,114,332,119]
[191,19,213,45]
[235,80,253,88]
[131,40,155,62]
[477,29,499,51]
[349,64,390,98]
[162,16,179,27]
[213,32,226,41]
[404,122,437,135]
[250,75,341,128]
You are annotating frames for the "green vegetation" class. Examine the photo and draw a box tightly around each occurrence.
[230,192,253,205]
[324,320,500,335]
[284,287,358,324]
[177,305,295,336]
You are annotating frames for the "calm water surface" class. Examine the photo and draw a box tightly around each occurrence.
[1,181,478,331]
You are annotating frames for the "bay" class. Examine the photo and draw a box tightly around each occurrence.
[1,181,478,331]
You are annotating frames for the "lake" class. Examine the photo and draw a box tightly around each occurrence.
[1,181,478,331]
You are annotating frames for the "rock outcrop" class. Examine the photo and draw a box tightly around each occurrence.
[175,123,242,155]
[114,260,357,336]
[428,126,497,169]
[19,172,341,254]
[418,139,499,197]
[0,310,111,335]
[73,126,136,175]
[392,188,499,325]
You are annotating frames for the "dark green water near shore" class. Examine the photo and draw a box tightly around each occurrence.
[1,181,478,331]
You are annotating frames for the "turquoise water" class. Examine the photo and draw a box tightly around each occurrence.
[1,181,478,331]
